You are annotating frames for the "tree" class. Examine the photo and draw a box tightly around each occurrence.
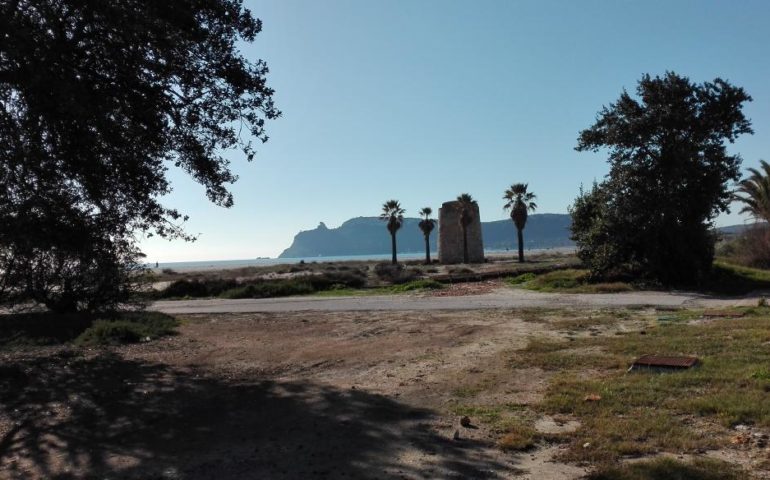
[418,207,436,264]
[572,72,752,284]
[456,194,477,264]
[735,160,770,223]
[503,184,537,263]
[0,0,279,311]
[380,200,405,265]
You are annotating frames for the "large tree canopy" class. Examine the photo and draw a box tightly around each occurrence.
[571,72,752,284]
[0,0,279,311]
[1,0,280,239]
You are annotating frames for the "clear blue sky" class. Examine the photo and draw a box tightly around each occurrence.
[139,0,770,262]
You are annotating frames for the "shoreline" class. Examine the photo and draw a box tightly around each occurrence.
[148,247,576,273]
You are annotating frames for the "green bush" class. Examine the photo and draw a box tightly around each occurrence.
[374,263,416,284]
[220,280,315,299]
[75,312,178,346]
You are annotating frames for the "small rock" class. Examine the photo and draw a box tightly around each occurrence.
[582,442,591,448]
[460,416,471,427]
[734,424,750,432]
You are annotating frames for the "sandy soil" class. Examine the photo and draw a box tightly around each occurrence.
[1,306,765,479]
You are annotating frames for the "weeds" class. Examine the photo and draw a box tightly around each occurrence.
[585,457,746,480]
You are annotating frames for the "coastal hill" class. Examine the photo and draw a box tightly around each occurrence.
[278,214,574,258]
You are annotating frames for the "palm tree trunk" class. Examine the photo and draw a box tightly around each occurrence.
[517,228,524,263]
[463,227,469,263]
[424,235,431,264]
[391,232,397,265]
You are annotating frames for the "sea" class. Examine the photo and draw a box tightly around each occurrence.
[149,247,575,272]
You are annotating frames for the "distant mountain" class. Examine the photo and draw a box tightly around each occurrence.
[278,214,574,258]
[277,215,753,259]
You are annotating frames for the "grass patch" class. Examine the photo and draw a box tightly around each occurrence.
[515,269,634,293]
[511,260,770,296]
[498,420,539,451]
[512,313,770,462]
[313,279,444,297]
[506,272,536,285]
[586,457,746,480]
[700,260,770,295]
[388,279,443,293]
[451,403,539,450]
[0,311,178,347]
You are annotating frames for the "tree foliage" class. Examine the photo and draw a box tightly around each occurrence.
[418,207,435,264]
[0,0,279,311]
[456,193,477,264]
[571,72,752,284]
[735,160,770,223]
[503,183,537,263]
[379,200,405,264]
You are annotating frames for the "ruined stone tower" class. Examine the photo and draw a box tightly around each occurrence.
[438,201,484,264]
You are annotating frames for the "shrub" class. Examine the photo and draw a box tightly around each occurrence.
[718,225,770,269]
[220,280,314,299]
[307,271,367,290]
[448,267,474,275]
[75,312,178,346]
[218,271,367,299]
[160,278,237,298]
[374,263,416,284]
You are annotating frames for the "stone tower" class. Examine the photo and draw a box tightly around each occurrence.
[438,201,484,264]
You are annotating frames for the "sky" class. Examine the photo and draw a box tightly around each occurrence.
[139,0,770,262]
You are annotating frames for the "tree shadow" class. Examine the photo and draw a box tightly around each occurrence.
[0,351,513,479]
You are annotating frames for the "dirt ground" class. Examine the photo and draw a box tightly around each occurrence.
[0,307,761,479]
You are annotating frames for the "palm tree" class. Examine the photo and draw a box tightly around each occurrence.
[456,193,477,263]
[418,207,436,264]
[503,183,537,263]
[735,160,770,223]
[380,200,405,264]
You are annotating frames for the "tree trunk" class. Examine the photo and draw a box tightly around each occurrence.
[462,227,469,263]
[391,232,397,265]
[424,235,431,264]
[517,227,524,263]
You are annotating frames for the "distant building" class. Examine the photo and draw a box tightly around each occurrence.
[438,201,484,264]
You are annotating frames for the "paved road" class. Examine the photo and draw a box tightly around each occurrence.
[151,288,765,314]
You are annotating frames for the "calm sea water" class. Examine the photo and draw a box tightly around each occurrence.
[149,248,574,272]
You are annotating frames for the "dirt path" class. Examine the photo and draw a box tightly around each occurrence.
[152,285,765,314]
[1,309,601,479]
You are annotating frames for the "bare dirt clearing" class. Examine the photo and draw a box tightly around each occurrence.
[1,307,767,479]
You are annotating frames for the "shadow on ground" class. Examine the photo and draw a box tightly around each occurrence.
[0,351,511,479]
